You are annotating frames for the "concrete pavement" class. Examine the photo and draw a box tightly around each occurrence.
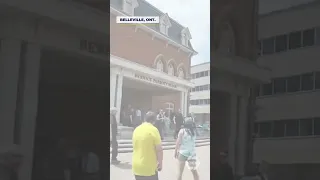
[110,146,210,180]
[112,138,210,153]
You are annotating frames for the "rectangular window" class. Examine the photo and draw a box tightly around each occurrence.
[262,37,275,55]
[200,71,205,77]
[273,78,286,94]
[299,118,313,136]
[289,31,302,50]
[272,121,285,137]
[287,75,301,92]
[314,118,320,135]
[284,120,299,136]
[195,86,200,91]
[301,73,314,91]
[262,83,273,96]
[315,72,320,89]
[259,122,272,138]
[204,71,209,76]
[195,73,200,78]
[275,34,288,52]
[199,99,204,105]
[206,99,210,105]
[302,28,315,47]
[316,27,320,45]
[199,86,204,91]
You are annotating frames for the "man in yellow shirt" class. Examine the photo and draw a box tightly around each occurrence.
[132,111,163,180]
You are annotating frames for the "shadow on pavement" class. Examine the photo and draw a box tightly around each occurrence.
[111,161,132,169]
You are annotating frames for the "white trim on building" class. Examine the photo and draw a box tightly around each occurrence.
[110,54,193,120]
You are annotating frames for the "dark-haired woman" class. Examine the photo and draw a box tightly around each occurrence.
[174,117,199,180]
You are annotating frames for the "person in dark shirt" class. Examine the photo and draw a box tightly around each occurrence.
[110,107,120,164]
[174,109,184,139]
[212,151,234,180]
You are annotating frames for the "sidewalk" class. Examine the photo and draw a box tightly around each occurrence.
[110,146,211,180]
[111,138,210,153]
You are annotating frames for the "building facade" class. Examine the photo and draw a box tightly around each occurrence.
[110,0,197,123]
[0,0,196,179]
[189,62,210,123]
[254,0,320,179]
[212,0,270,176]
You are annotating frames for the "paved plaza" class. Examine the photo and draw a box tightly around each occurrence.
[110,146,210,180]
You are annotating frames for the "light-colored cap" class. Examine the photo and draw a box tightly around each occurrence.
[184,117,193,124]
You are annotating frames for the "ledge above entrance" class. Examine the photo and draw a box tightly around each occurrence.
[110,55,194,90]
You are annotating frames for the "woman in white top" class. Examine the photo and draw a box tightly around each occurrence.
[174,117,199,180]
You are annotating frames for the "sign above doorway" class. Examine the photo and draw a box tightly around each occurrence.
[134,74,177,89]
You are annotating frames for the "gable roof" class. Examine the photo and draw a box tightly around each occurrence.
[181,27,192,39]
[110,0,195,51]
[160,13,172,26]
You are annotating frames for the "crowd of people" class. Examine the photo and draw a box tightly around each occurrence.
[119,104,195,140]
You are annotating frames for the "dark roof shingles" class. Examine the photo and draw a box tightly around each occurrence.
[110,0,195,51]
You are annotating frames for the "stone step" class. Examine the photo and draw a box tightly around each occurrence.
[117,139,210,149]
[111,142,210,154]
[116,137,210,144]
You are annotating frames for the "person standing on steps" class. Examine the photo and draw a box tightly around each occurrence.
[110,107,120,164]
[132,111,163,180]
[174,109,184,139]
[156,109,165,140]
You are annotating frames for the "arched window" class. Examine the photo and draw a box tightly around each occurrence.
[167,63,174,76]
[178,68,185,78]
[156,60,164,72]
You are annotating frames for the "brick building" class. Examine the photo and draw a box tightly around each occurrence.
[0,0,196,180]
[110,0,197,123]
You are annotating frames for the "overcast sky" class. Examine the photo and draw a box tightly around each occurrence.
[146,0,210,65]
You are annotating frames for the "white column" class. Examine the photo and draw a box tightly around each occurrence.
[115,74,123,122]
[0,39,21,146]
[17,43,41,180]
[110,72,117,108]
[180,91,187,116]
[228,94,238,173]
[184,91,188,116]
[236,96,248,176]
[110,68,123,124]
